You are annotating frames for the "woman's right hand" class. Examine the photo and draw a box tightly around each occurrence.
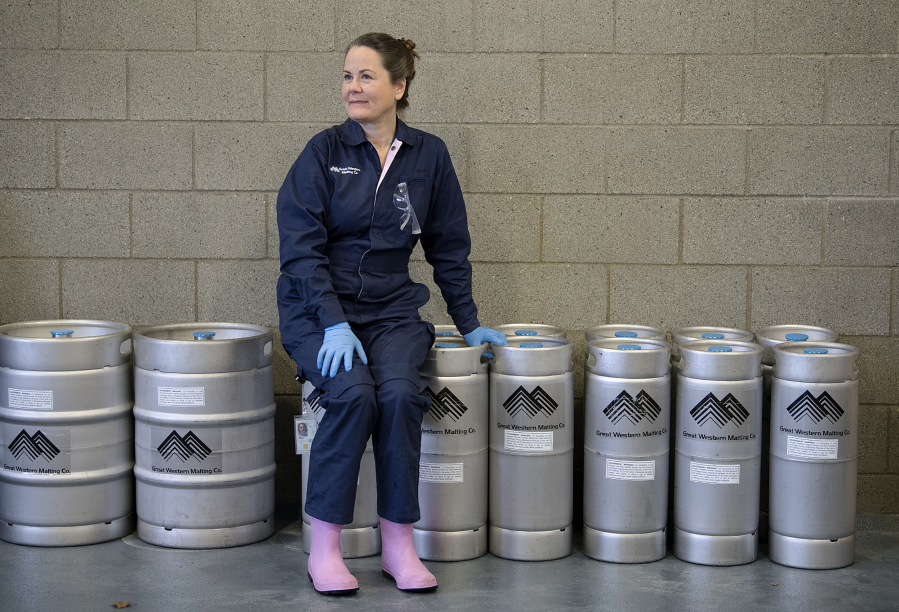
[317,322,368,378]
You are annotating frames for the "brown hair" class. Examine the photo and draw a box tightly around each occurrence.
[347,33,420,111]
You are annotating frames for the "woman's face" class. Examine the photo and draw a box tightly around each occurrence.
[342,46,405,127]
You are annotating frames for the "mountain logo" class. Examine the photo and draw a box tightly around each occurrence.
[157,430,213,462]
[9,429,60,462]
[786,390,844,424]
[689,393,750,428]
[603,390,662,425]
[503,386,558,419]
[423,387,468,422]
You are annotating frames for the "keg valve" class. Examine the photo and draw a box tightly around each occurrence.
[193,331,216,341]
[51,329,74,339]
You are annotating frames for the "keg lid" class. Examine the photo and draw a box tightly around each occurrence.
[586,338,670,379]
[773,342,858,383]
[433,325,460,337]
[435,331,455,336]
[520,342,544,347]
[786,333,809,341]
[678,340,762,381]
[673,326,755,345]
[50,329,75,338]
[193,331,216,340]
[434,342,457,348]
[134,323,273,374]
[585,324,666,342]
[702,332,725,339]
[515,330,538,336]
[0,320,133,371]
[496,323,567,339]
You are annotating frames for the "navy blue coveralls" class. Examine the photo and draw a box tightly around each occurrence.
[277,117,481,525]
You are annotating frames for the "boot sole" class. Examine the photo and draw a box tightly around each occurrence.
[381,569,438,593]
[308,572,358,595]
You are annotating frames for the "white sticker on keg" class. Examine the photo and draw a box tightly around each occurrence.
[787,436,838,460]
[690,462,740,484]
[8,389,53,411]
[419,462,464,483]
[295,417,317,454]
[605,459,655,481]
[504,430,553,452]
[157,387,205,407]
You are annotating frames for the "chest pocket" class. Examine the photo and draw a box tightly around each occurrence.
[393,177,433,232]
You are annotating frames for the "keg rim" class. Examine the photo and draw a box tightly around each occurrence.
[677,339,763,355]
[754,324,840,347]
[135,321,272,344]
[490,335,571,350]
[672,326,755,344]
[0,319,132,341]
[773,340,858,358]
[587,337,670,352]
[494,323,568,338]
[584,324,667,341]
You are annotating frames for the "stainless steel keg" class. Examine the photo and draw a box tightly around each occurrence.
[754,325,839,539]
[488,337,574,560]
[0,320,135,546]
[583,338,671,563]
[584,324,667,343]
[769,342,858,569]
[496,323,567,339]
[673,340,763,566]
[299,381,380,558]
[133,323,275,548]
[415,337,489,560]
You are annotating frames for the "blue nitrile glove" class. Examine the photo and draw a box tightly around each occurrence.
[317,322,368,378]
[463,326,508,359]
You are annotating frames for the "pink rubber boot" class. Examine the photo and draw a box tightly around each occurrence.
[379,518,438,592]
[307,517,359,595]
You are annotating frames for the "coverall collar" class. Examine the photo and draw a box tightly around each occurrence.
[339,117,421,148]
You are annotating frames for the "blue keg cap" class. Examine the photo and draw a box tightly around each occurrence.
[701,332,725,339]
[50,329,74,338]
[515,330,538,336]
[435,343,456,348]
[617,344,641,350]
[520,342,543,348]
[435,331,455,336]
[785,333,809,341]
[804,348,828,355]
[708,346,732,352]
[614,330,638,338]
[193,331,216,339]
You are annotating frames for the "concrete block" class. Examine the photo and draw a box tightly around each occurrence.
[683,198,823,265]
[891,407,899,473]
[0,192,129,257]
[825,200,899,267]
[273,330,303,395]
[543,56,681,125]
[756,0,899,54]
[751,269,891,337]
[0,52,125,119]
[336,0,474,52]
[608,128,745,195]
[61,0,195,50]
[0,1,57,49]
[0,122,54,188]
[195,123,326,191]
[197,260,281,327]
[466,126,606,194]
[475,0,614,52]
[894,131,899,196]
[199,0,333,51]
[830,58,899,125]
[461,195,541,262]
[616,0,754,53]
[748,128,889,196]
[405,54,540,124]
[266,53,346,123]
[857,474,899,513]
[132,193,266,259]
[59,122,192,190]
[0,259,59,324]
[471,263,607,330]
[609,265,747,332]
[684,57,824,125]
[268,193,279,259]
[543,196,679,264]
[894,269,898,336]
[840,336,899,405]
[858,405,889,473]
[416,124,469,191]
[62,260,195,327]
[130,53,263,121]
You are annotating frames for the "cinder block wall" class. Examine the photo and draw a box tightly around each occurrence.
[1,1,898,514]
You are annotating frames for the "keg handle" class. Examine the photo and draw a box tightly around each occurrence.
[263,341,273,357]
[120,338,133,356]
[585,353,597,368]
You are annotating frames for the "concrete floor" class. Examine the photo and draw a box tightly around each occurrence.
[2,516,898,612]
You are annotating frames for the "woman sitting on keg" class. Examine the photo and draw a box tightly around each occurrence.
[276,32,506,595]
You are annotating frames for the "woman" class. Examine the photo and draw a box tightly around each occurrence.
[276,33,506,595]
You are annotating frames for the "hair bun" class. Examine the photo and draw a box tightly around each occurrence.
[399,37,416,52]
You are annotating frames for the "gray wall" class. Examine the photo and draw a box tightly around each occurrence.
[1,0,898,513]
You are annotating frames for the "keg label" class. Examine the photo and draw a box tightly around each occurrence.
[157,387,205,407]
[689,462,740,484]
[295,416,317,453]
[504,430,553,452]
[605,459,655,481]
[786,435,839,460]
[8,389,53,411]
[150,427,223,474]
[419,462,463,483]
[3,427,71,474]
